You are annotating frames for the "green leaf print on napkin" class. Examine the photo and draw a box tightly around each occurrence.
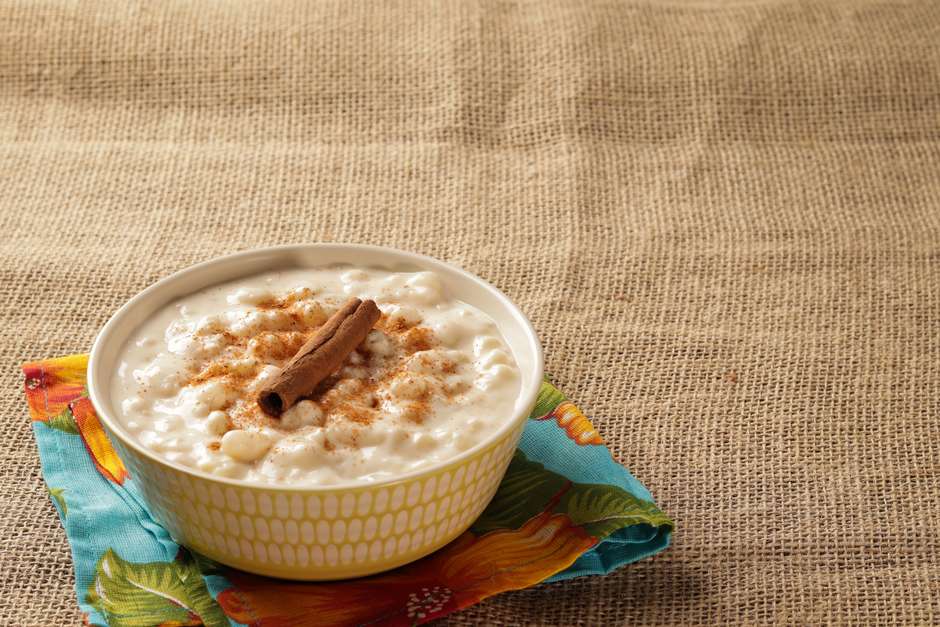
[87,548,227,627]
[471,451,569,535]
[528,380,567,419]
[472,451,671,540]
[47,407,79,434]
[560,484,674,538]
[47,487,68,517]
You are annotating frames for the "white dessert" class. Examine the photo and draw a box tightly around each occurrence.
[110,266,521,485]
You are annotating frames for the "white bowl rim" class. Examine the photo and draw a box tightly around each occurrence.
[87,243,544,492]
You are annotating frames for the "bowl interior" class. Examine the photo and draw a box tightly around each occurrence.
[88,244,544,489]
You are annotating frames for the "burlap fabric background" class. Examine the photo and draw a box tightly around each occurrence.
[2,1,939,624]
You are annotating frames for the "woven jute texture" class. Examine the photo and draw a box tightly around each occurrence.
[3,1,940,624]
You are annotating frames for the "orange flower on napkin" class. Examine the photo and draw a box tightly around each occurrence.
[218,509,595,626]
[70,396,129,485]
[23,354,89,423]
[23,354,128,485]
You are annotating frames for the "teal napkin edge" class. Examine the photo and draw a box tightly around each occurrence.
[517,407,672,583]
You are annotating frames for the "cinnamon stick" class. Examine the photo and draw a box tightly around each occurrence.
[257,297,380,417]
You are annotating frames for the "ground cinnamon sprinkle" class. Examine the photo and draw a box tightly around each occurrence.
[253,331,307,362]
[440,360,457,374]
[255,288,317,311]
[379,316,410,334]
[400,399,431,424]
[401,327,435,352]
[321,399,376,426]
[318,378,379,427]
[180,297,460,436]
[189,362,239,387]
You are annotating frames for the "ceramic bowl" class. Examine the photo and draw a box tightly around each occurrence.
[87,244,543,579]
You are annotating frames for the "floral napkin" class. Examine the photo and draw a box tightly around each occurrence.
[22,354,672,626]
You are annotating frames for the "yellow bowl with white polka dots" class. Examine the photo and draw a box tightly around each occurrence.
[88,244,544,580]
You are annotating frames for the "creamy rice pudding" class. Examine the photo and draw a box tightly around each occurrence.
[111,266,521,485]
